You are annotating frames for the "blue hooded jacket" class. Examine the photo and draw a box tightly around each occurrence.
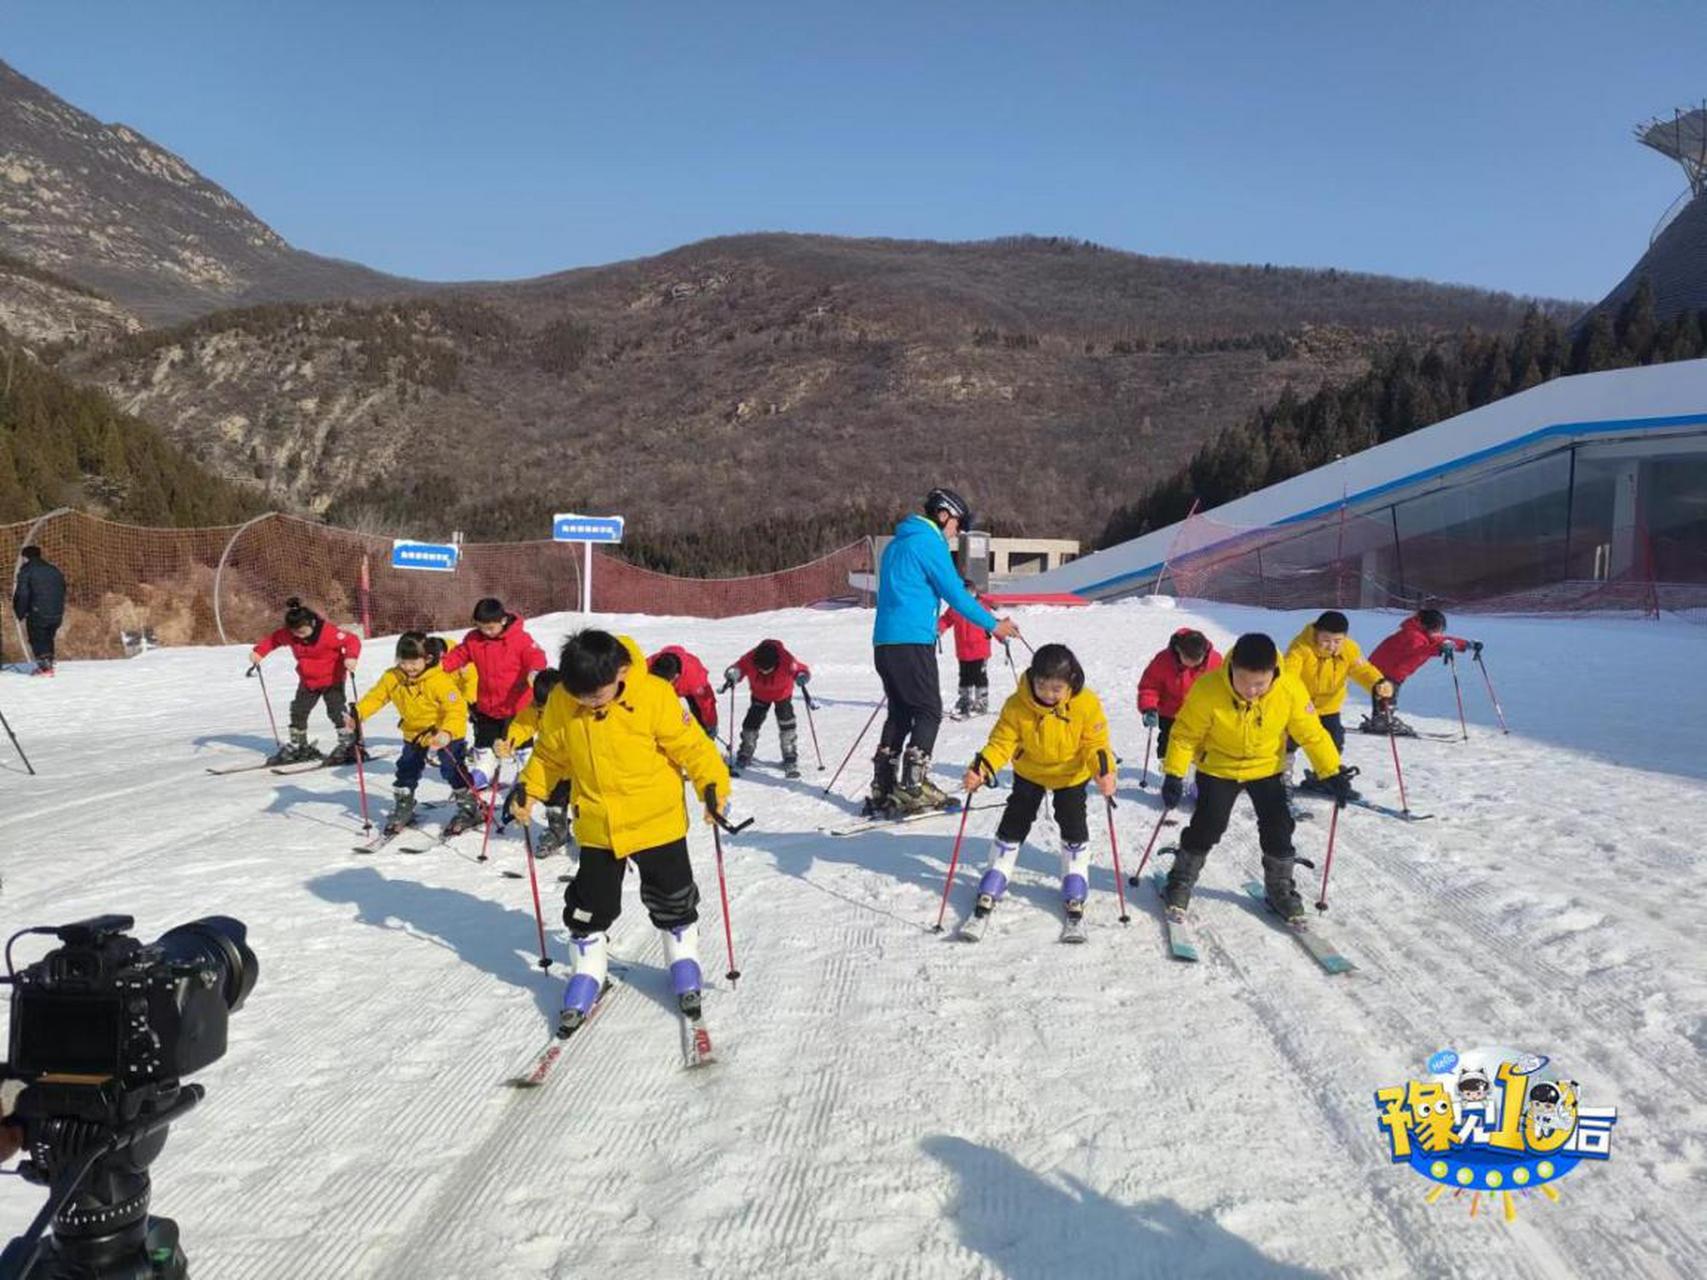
[874,515,999,646]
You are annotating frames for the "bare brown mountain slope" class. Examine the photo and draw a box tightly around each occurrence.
[0,58,417,323]
[58,233,1575,564]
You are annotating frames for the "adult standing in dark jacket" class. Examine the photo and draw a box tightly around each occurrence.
[13,545,65,676]
[868,488,1019,817]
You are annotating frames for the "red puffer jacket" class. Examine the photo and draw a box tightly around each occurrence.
[650,645,718,729]
[733,640,810,704]
[1137,628,1223,718]
[440,614,548,718]
[256,621,361,691]
[937,598,994,661]
[1369,617,1467,684]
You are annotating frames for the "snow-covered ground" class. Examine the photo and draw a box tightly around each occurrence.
[2,598,1704,1279]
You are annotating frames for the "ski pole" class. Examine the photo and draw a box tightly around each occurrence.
[1445,650,1469,742]
[823,698,884,797]
[801,690,826,771]
[1475,651,1509,735]
[1315,799,1343,912]
[1126,807,1173,887]
[519,821,553,971]
[476,763,503,864]
[1387,723,1412,816]
[1003,640,1020,687]
[0,704,35,776]
[248,663,282,749]
[725,683,736,758]
[1103,792,1131,925]
[347,673,371,833]
[931,798,975,932]
[1138,720,1154,790]
[709,794,742,984]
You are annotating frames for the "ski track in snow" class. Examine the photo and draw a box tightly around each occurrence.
[2,599,1704,1279]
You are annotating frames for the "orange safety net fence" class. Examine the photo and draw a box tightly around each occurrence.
[4,511,875,661]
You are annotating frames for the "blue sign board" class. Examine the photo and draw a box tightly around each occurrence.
[391,539,460,572]
[553,513,625,543]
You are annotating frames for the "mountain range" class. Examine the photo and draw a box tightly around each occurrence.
[0,57,1583,569]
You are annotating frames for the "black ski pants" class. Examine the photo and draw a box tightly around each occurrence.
[1287,712,1344,755]
[290,682,348,733]
[957,659,988,689]
[996,775,1089,846]
[471,709,511,751]
[875,643,943,756]
[564,836,699,936]
[1156,714,1176,758]
[1180,772,1296,861]
[25,617,60,666]
[741,697,796,734]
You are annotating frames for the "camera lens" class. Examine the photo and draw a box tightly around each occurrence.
[156,916,259,1011]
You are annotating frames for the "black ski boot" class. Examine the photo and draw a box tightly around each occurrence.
[384,788,417,836]
[536,805,573,857]
[735,727,758,772]
[678,989,703,1019]
[1263,854,1307,926]
[780,726,800,779]
[861,747,899,818]
[894,746,949,816]
[444,788,483,836]
[972,686,990,716]
[1164,847,1207,912]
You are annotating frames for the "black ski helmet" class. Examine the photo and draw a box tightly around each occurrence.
[924,487,973,530]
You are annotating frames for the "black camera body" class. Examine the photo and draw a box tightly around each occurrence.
[2,913,257,1280]
[8,915,244,1101]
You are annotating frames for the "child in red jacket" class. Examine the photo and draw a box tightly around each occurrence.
[248,597,363,766]
[1363,609,1479,736]
[939,579,996,718]
[721,639,811,777]
[1137,628,1220,759]
[649,645,718,740]
[439,597,548,775]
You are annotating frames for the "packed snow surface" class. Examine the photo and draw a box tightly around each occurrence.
[2,599,1704,1278]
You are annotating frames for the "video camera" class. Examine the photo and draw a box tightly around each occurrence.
[1,914,257,1280]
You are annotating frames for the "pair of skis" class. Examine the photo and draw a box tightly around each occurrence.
[207,750,386,777]
[954,899,1086,944]
[505,974,719,1087]
[1145,867,1355,974]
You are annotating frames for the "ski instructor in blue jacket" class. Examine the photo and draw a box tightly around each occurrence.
[867,488,1019,817]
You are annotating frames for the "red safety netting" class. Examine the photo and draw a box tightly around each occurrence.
[6,511,876,661]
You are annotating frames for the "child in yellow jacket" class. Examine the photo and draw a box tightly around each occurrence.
[493,669,574,856]
[960,643,1116,929]
[1160,633,1349,923]
[347,631,472,834]
[1283,611,1392,795]
[507,629,731,1035]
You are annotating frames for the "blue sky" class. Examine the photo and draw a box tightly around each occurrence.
[6,1,1704,301]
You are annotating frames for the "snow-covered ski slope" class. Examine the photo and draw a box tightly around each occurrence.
[2,599,1704,1279]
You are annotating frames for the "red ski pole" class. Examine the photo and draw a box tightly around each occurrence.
[519,820,553,971]
[1126,807,1173,886]
[248,663,282,750]
[1387,724,1412,816]
[932,798,975,932]
[1103,794,1131,925]
[707,784,742,984]
[822,699,884,797]
[1475,651,1509,735]
[1446,651,1469,742]
[347,673,371,833]
[1315,799,1343,912]
[477,763,503,864]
